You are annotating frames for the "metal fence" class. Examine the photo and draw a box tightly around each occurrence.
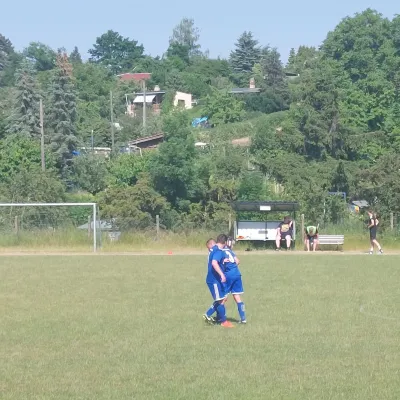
[0,206,231,250]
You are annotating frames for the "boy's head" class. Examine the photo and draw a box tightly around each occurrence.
[216,234,228,249]
[206,238,216,250]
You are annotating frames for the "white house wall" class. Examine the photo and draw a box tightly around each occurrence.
[174,91,193,109]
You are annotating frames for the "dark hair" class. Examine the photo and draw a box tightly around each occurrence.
[206,238,215,246]
[216,234,228,245]
[368,210,378,219]
[283,216,291,224]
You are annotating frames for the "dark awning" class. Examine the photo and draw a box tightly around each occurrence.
[232,201,299,212]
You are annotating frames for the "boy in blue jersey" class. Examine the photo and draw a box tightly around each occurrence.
[203,238,234,328]
[218,234,247,324]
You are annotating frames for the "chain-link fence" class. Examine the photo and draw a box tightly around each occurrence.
[0,205,94,250]
[0,205,231,250]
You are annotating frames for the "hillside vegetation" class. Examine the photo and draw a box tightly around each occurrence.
[1,9,400,236]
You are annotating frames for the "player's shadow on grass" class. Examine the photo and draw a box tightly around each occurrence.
[204,317,241,327]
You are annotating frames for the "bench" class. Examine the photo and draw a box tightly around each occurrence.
[317,235,344,251]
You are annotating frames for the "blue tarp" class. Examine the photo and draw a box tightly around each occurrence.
[192,117,208,128]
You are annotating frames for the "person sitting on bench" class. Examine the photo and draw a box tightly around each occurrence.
[276,216,293,251]
[305,225,319,252]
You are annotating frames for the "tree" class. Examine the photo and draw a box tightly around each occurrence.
[149,111,196,207]
[0,135,55,183]
[286,46,318,73]
[108,152,151,186]
[229,31,261,73]
[386,92,400,150]
[214,148,244,179]
[0,33,17,86]
[355,152,400,217]
[0,168,65,203]
[0,168,66,229]
[166,42,190,67]
[71,154,109,194]
[23,42,56,71]
[261,48,287,88]
[88,30,144,74]
[72,62,115,145]
[0,134,63,226]
[331,161,349,193]
[0,34,13,72]
[321,9,397,139]
[287,57,354,159]
[164,70,187,92]
[48,53,78,175]
[322,9,391,82]
[6,60,41,138]
[203,89,245,125]
[287,48,296,70]
[70,46,82,64]
[247,47,290,113]
[169,18,201,56]
[98,173,170,230]
[238,171,270,201]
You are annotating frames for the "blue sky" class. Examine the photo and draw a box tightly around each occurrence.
[1,0,398,62]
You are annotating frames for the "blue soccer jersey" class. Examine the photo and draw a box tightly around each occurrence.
[206,245,227,300]
[206,245,225,283]
[221,247,241,276]
[222,247,244,295]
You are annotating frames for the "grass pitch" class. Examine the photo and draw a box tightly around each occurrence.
[1,254,399,399]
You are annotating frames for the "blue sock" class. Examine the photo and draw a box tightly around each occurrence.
[216,303,227,323]
[205,302,217,317]
[237,302,246,321]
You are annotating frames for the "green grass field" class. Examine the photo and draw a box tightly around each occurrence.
[1,254,399,399]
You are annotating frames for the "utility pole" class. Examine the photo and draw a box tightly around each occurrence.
[91,129,94,153]
[110,90,115,152]
[142,80,146,128]
[39,98,45,171]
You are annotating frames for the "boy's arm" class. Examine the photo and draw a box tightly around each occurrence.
[234,256,240,265]
[211,260,226,282]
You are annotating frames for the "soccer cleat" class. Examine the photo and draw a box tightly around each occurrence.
[369,251,373,255]
[379,249,384,254]
[203,314,214,324]
[239,320,247,324]
[220,321,234,328]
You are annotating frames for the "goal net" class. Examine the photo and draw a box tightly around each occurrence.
[0,203,99,252]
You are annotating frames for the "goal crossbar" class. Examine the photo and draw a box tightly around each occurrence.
[0,203,99,252]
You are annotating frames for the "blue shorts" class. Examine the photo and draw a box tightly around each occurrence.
[225,275,244,295]
[207,281,227,301]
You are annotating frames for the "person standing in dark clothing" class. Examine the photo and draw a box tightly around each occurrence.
[367,211,383,255]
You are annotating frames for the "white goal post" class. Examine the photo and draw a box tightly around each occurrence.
[0,203,99,252]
